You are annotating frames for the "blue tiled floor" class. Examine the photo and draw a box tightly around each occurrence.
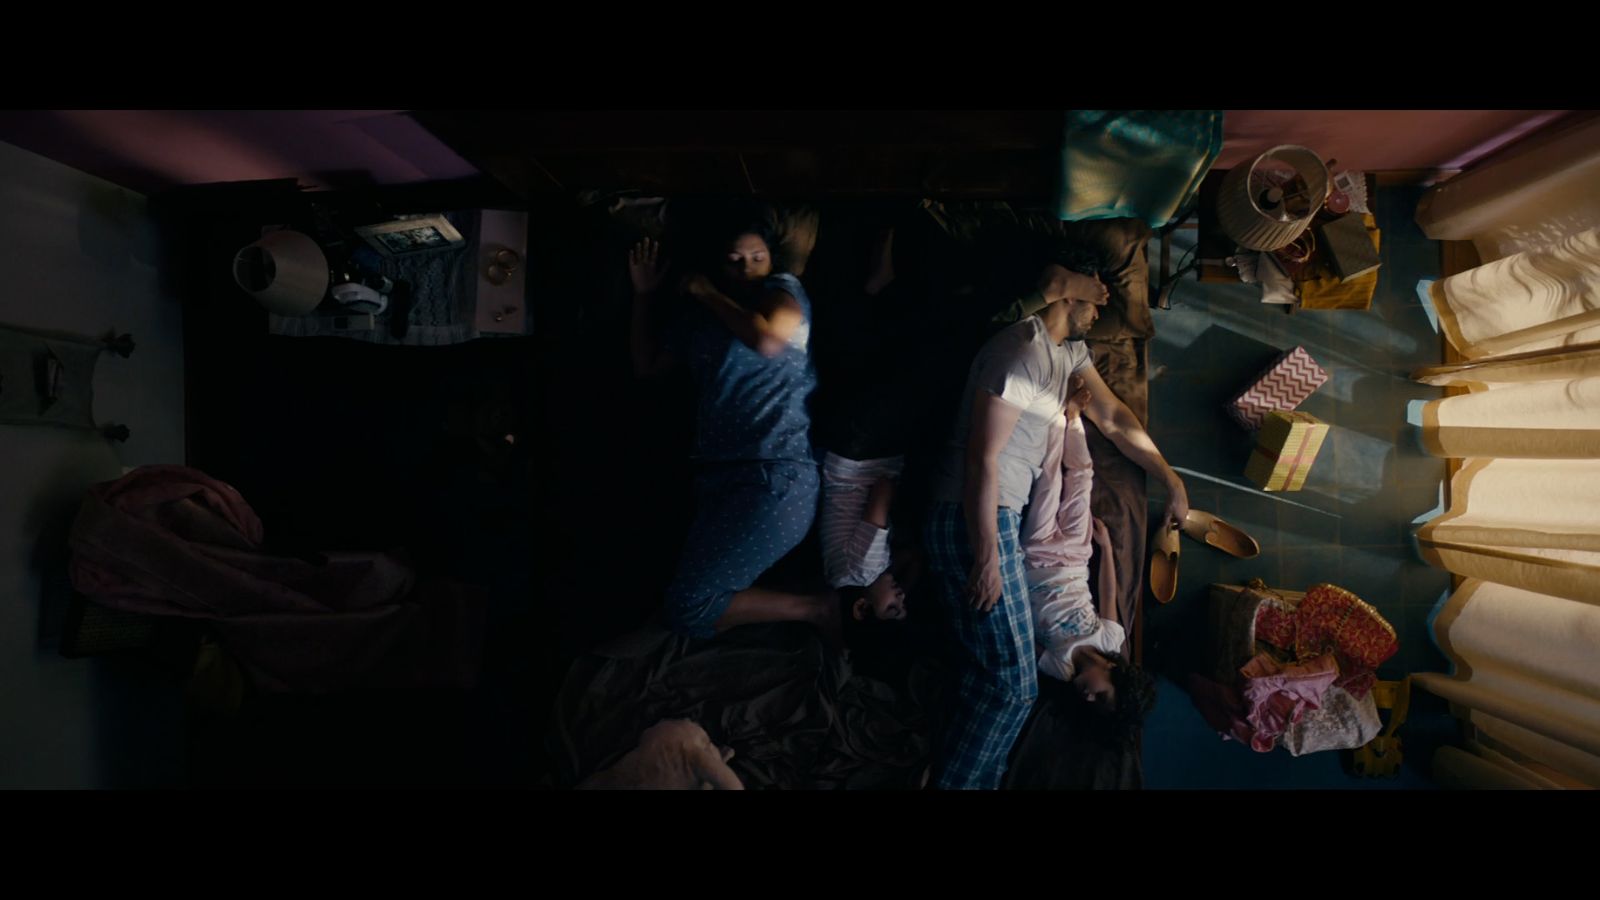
[1140,185,1453,789]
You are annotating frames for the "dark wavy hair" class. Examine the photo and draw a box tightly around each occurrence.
[1065,651,1157,750]
[692,202,779,273]
[1106,652,1157,731]
[836,583,908,648]
[1047,241,1104,279]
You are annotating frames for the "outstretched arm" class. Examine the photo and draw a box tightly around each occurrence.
[1093,517,1119,624]
[1079,364,1189,528]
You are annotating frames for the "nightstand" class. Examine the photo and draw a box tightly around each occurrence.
[1158,169,1381,309]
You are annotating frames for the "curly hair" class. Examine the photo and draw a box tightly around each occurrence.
[834,584,910,655]
[1105,652,1157,732]
[1067,651,1157,750]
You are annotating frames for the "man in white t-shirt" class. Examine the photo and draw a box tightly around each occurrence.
[923,257,1187,791]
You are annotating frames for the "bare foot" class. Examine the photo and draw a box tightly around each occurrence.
[863,227,896,296]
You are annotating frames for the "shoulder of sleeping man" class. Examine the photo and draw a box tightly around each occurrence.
[974,319,1052,380]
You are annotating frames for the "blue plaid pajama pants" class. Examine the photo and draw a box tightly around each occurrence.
[923,501,1037,790]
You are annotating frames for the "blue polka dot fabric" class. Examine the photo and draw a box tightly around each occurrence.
[661,273,823,638]
[664,462,820,638]
[680,273,817,465]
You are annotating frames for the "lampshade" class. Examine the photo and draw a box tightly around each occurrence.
[232,230,329,315]
[1216,145,1330,252]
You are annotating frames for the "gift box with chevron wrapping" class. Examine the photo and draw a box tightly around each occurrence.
[1245,411,1329,491]
[1226,345,1329,430]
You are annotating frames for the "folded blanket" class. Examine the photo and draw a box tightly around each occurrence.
[549,624,934,790]
[68,465,485,693]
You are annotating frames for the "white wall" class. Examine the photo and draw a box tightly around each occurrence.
[0,140,186,788]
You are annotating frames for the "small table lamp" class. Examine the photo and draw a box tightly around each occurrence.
[232,230,329,316]
[1216,145,1331,252]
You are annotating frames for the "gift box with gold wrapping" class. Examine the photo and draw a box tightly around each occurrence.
[1245,411,1329,491]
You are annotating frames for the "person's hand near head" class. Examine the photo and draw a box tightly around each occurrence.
[680,272,715,301]
[1037,263,1109,307]
[628,237,668,296]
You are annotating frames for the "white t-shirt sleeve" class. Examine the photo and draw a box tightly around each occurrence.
[1071,341,1096,375]
[973,331,1050,410]
[1034,585,1126,682]
[1094,618,1128,657]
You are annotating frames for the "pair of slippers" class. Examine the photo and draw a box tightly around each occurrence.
[1149,510,1260,604]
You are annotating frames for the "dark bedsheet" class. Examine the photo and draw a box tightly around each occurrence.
[547,202,1151,789]
[1086,337,1150,665]
[550,625,933,790]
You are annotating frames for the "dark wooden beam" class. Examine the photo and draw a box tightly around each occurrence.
[415,109,1063,154]
[411,110,1067,201]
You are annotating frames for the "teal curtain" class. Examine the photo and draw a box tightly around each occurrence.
[1055,110,1224,228]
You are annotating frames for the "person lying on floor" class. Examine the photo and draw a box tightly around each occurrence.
[1019,373,1156,742]
[919,258,1108,790]
[821,452,907,623]
[922,255,1187,790]
[628,213,837,640]
[815,221,1074,628]
[816,225,912,627]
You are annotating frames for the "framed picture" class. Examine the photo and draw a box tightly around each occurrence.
[354,214,466,258]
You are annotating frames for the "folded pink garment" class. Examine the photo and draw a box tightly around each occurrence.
[1239,652,1340,752]
[1021,416,1096,570]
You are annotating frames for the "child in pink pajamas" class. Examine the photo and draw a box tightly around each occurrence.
[1017,373,1149,718]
